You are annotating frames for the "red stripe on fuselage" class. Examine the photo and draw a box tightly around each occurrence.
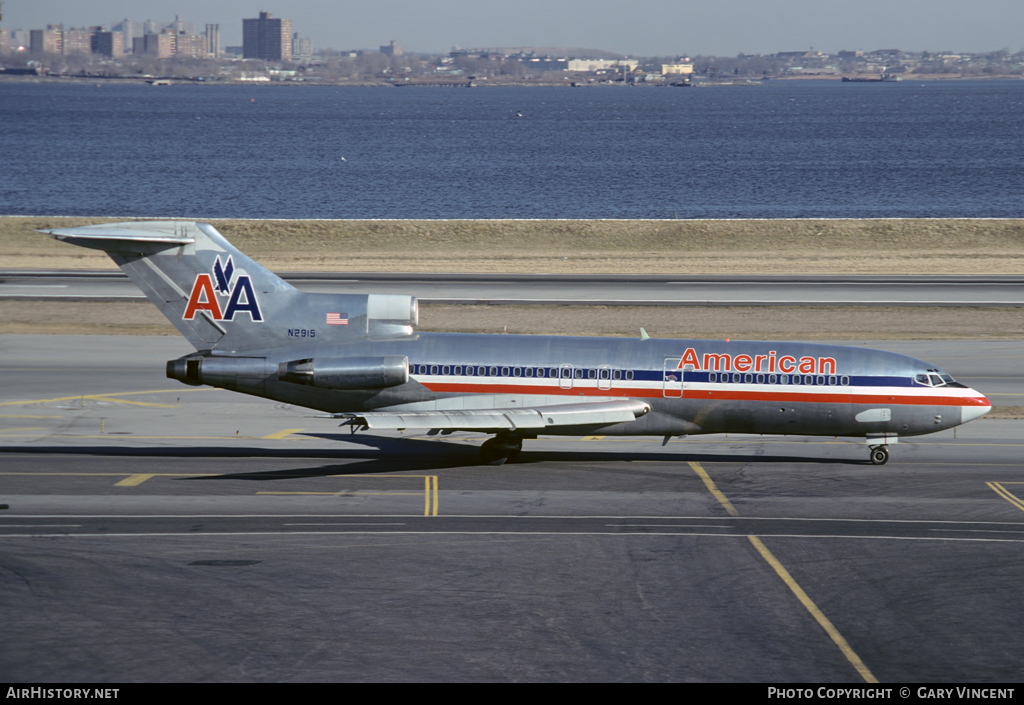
[417,380,988,407]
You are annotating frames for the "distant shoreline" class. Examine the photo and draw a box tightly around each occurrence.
[3,74,1023,87]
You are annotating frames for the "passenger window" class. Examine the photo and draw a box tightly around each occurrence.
[816,375,824,385]
[501,367,510,376]
[613,370,621,380]
[513,367,521,377]
[792,375,800,385]
[575,369,584,379]
[550,368,559,378]
[626,370,634,380]
[455,366,462,375]
[781,374,789,384]
[709,372,717,383]
[805,375,814,385]
[756,374,764,384]
[430,365,438,375]
[769,374,777,384]
[745,373,752,384]
[600,369,609,380]
[733,373,742,383]
[489,366,497,376]
[588,369,596,379]
[841,376,850,385]
[442,365,450,375]
[525,368,533,377]
[829,376,836,385]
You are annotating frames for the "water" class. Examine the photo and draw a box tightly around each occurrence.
[2,80,1023,219]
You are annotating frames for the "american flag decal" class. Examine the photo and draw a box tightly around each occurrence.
[326,312,349,325]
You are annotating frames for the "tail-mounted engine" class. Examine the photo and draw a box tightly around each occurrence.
[277,355,409,390]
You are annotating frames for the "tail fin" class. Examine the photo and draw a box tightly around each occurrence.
[44,221,418,352]
[43,221,302,351]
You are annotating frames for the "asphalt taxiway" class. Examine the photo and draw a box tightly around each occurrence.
[2,334,1024,682]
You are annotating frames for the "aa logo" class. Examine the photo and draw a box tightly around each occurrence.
[183,256,263,322]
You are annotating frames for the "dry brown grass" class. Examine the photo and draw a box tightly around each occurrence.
[4,300,1023,341]
[5,216,1024,274]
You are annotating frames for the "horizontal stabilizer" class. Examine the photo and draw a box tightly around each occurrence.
[335,399,650,433]
[40,221,198,247]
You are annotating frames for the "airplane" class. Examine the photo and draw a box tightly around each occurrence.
[41,220,992,466]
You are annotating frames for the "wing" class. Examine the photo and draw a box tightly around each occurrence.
[333,399,651,433]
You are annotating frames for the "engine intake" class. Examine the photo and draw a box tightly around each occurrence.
[278,355,409,390]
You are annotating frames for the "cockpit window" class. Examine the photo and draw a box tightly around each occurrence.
[915,370,964,388]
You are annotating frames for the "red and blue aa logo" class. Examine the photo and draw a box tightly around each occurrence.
[183,256,263,322]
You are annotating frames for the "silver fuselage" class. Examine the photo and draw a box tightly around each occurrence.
[215,333,990,439]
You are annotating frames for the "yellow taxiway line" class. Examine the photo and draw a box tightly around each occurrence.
[688,460,878,684]
[987,482,1024,514]
[0,388,210,408]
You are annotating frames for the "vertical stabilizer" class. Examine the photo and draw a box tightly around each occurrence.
[43,221,302,351]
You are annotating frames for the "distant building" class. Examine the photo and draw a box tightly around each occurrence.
[175,33,209,58]
[30,26,64,54]
[660,62,693,76]
[380,40,402,56]
[62,27,93,55]
[134,32,175,59]
[167,15,195,36]
[205,24,221,58]
[566,58,638,72]
[293,33,314,58]
[243,12,292,61]
[91,31,125,58]
[8,30,30,52]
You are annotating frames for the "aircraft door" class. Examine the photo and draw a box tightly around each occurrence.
[598,365,612,391]
[559,364,573,389]
[663,358,682,398]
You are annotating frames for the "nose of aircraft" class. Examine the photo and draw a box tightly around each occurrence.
[961,390,992,424]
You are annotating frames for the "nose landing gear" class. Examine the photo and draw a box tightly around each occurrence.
[869,445,889,465]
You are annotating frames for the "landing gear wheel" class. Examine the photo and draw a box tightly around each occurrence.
[480,436,523,466]
[870,446,889,465]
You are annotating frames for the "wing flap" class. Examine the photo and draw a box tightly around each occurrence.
[337,399,650,433]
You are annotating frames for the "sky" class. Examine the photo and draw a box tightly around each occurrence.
[6,0,1024,56]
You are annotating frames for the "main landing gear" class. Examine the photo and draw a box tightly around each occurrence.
[869,445,889,465]
[480,435,523,466]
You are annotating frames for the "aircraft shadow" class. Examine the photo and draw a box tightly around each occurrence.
[0,435,869,471]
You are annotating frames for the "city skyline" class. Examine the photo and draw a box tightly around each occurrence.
[3,0,1023,57]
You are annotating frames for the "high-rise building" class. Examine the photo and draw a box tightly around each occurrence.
[92,31,125,58]
[134,32,175,58]
[112,19,143,54]
[242,12,292,61]
[30,25,64,54]
[174,32,208,58]
[62,27,93,54]
[167,15,195,36]
[292,33,313,58]
[205,24,220,58]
